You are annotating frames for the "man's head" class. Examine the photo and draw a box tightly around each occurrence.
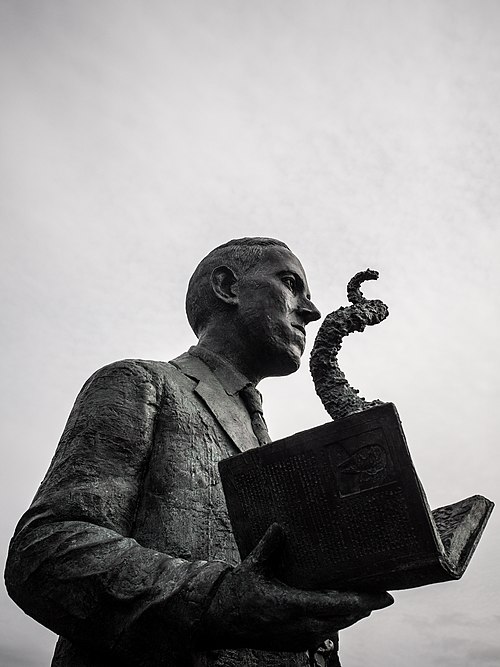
[186,238,291,335]
[186,237,321,381]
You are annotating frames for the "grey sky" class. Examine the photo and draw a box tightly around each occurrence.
[1,1,499,665]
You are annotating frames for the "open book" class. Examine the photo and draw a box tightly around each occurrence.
[218,403,493,591]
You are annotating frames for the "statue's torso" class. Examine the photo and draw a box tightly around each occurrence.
[53,359,308,667]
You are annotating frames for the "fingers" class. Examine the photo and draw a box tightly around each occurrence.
[243,523,285,572]
[281,588,394,619]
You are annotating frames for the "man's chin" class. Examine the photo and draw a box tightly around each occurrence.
[283,357,301,375]
[269,348,302,377]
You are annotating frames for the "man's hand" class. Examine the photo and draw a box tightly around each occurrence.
[196,524,394,652]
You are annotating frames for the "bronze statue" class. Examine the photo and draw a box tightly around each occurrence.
[5,238,393,666]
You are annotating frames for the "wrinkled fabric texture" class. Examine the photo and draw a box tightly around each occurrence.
[5,351,309,666]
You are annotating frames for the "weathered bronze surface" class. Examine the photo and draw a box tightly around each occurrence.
[5,239,393,666]
[310,269,389,420]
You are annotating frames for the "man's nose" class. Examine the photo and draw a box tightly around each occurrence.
[299,299,321,325]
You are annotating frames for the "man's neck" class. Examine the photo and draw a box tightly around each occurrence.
[196,331,263,385]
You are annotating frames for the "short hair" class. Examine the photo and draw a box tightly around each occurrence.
[186,237,290,336]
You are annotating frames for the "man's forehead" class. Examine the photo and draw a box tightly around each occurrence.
[257,246,305,273]
[254,246,310,289]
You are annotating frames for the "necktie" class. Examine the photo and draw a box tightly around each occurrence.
[240,385,272,447]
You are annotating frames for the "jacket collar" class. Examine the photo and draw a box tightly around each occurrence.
[169,348,259,453]
[188,345,250,395]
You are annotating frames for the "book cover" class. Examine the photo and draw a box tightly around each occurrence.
[218,403,493,591]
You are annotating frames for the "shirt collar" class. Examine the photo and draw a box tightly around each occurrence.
[188,344,251,396]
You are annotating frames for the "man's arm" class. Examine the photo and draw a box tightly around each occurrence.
[5,361,229,665]
[6,360,393,663]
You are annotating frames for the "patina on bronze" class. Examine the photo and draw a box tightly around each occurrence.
[5,240,393,667]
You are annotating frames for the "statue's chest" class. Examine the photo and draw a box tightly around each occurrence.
[133,390,244,566]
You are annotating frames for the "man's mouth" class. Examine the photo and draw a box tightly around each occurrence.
[292,324,306,337]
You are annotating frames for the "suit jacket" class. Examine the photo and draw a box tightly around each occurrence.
[5,352,309,667]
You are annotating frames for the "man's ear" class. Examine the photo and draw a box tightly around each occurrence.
[210,266,239,305]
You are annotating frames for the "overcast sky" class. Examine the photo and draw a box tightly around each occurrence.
[1,1,499,665]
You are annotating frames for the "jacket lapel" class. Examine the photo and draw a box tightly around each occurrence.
[170,352,259,453]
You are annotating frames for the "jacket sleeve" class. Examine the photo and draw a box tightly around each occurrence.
[4,360,230,665]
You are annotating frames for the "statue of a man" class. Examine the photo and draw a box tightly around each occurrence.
[6,237,393,666]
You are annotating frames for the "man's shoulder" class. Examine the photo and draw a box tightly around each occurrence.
[85,357,190,390]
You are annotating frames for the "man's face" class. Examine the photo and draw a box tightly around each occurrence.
[235,247,321,378]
